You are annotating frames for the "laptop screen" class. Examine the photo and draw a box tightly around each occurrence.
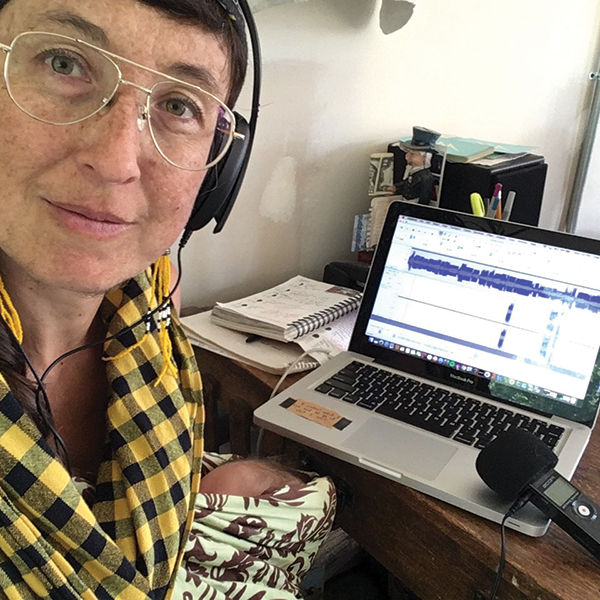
[351,202,600,426]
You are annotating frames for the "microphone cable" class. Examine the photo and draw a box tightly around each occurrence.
[254,348,333,457]
[487,493,531,600]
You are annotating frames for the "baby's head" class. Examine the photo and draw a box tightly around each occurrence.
[200,458,308,497]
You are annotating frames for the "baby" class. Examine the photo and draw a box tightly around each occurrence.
[199,457,309,497]
[178,455,336,597]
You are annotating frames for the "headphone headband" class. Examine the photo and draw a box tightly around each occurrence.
[183,0,260,237]
[215,0,246,44]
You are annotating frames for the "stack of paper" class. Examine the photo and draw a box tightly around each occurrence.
[395,133,536,164]
[181,311,318,374]
[437,137,495,163]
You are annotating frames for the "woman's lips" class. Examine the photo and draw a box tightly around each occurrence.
[47,200,134,239]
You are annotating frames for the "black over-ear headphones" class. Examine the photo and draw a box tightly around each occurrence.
[184,0,261,236]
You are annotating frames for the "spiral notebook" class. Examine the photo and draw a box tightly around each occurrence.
[210,275,362,343]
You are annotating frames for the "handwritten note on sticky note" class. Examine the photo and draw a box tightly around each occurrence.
[287,398,343,429]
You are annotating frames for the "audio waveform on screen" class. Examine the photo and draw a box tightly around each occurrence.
[406,252,600,312]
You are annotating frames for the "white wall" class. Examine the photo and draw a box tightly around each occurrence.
[576,131,600,238]
[180,0,600,308]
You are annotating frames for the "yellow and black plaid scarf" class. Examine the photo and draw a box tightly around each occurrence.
[0,269,204,599]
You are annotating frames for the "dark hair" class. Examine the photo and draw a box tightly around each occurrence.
[0,0,248,106]
[0,321,53,436]
[134,0,247,106]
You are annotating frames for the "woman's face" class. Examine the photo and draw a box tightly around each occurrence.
[0,0,231,295]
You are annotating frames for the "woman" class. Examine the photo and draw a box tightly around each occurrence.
[0,0,335,598]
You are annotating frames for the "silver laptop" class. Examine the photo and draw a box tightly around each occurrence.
[254,201,600,536]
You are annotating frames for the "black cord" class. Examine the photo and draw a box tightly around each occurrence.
[15,336,73,472]
[6,242,186,474]
[39,244,185,385]
[488,494,530,600]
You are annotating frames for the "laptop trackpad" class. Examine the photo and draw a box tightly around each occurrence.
[341,418,458,481]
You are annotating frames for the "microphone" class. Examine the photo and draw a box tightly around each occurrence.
[476,429,600,560]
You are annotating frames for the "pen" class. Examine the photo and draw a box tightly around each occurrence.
[486,183,503,218]
[470,193,485,217]
[494,197,502,220]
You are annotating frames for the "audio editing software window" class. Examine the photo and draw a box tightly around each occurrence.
[366,216,600,407]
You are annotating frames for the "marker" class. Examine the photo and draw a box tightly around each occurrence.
[494,197,502,220]
[470,192,485,217]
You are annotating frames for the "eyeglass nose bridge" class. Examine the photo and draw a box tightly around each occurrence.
[108,79,152,132]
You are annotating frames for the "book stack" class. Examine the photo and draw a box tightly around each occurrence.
[394,133,536,165]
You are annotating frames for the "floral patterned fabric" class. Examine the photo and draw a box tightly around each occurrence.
[174,453,337,599]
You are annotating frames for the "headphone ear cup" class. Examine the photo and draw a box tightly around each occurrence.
[185,113,251,233]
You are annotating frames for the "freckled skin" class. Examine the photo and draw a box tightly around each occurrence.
[0,0,231,297]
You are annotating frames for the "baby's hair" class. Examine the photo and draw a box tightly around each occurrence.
[243,457,312,485]
[199,455,312,497]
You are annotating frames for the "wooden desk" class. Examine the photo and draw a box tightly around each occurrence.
[193,346,600,600]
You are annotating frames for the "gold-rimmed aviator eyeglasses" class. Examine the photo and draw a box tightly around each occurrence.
[0,31,244,171]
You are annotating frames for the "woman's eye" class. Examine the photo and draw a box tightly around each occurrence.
[164,97,198,119]
[44,53,85,79]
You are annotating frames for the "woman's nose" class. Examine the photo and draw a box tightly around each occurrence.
[73,93,151,184]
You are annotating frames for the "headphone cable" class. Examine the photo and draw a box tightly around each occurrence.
[6,241,186,473]
[254,348,331,457]
[38,243,185,385]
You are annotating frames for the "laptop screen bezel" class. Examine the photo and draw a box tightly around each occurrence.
[349,201,600,428]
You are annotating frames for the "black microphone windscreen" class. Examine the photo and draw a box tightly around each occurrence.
[476,429,558,501]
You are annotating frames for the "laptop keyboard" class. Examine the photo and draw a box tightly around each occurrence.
[315,361,565,451]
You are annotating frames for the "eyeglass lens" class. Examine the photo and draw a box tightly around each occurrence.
[4,32,234,170]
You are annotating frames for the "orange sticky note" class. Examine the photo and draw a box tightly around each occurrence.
[287,398,343,429]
